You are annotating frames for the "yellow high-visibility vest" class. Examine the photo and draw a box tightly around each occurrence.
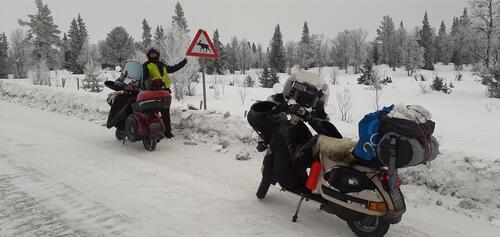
[146,63,171,88]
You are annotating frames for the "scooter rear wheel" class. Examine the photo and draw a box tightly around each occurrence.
[143,137,157,151]
[347,216,390,237]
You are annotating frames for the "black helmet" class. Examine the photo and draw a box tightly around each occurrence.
[147,48,160,62]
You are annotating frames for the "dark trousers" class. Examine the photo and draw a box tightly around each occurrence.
[160,107,172,134]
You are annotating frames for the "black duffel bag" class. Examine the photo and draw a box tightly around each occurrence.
[377,116,439,168]
[247,101,287,142]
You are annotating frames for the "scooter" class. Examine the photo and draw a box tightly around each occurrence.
[248,72,406,237]
[254,108,406,237]
[105,61,171,151]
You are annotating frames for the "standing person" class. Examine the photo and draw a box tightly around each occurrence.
[143,48,188,138]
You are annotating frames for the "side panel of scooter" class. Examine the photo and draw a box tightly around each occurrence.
[148,114,165,139]
[317,156,393,216]
[131,113,148,137]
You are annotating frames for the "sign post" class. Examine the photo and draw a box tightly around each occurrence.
[186,29,219,110]
[201,59,207,110]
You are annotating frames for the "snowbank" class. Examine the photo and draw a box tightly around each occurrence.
[0,80,109,121]
[400,153,500,220]
[0,79,255,148]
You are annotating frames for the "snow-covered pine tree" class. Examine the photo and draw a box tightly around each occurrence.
[358,59,376,85]
[18,0,61,70]
[469,1,499,69]
[458,8,475,65]
[99,27,135,68]
[332,30,352,73]
[401,29,424,76]
[78,41,100,71]
[226,37,239,74]
[62,33,71,70]
[141,19,152,51]
[450,17,463,68]
[154,26,165,42]
[66,14,88,74]
[372,43,380,65]
[395,22,408,67]
[350,29,368,74]
[435,21,450,64]
[259,65,272,88]
[245,74,255,87]
[298,22,315,69]
[376,15,398,69]
[172,1,189,33]
[257,44,264,70]
[431,76,451,94]
[0,33,11,78]
[419,12,435,70]
[251,42,258,68]
[206,29,226,75]
[312,34,329,73]
[269,67,280,86]
[66,19,79,72]
[268,24,286,73]
[285,41,297,74]
[239,38,250,74]
[82,55,103,93]
[9,29,32,78]
[33,58,50,85]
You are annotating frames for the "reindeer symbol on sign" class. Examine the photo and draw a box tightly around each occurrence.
[196,40,211,53]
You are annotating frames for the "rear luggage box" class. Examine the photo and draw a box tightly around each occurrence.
[136,90,171,112]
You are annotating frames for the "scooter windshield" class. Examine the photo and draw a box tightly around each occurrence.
[121,61,143,82]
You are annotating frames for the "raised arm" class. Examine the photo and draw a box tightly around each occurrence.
[166,58,188,73]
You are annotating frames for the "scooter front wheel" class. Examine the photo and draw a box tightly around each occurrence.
[115,129,126,140]
[347,216,390,237]
[256,179,271,199]
[143,137,157,151]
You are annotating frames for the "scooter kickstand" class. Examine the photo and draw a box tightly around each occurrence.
[292,196,305,223]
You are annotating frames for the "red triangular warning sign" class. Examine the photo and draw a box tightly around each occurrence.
[186,29,219,59]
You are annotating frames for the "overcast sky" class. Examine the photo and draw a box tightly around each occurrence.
[1,0,468,46]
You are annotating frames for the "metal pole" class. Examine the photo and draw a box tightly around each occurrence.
[201,59,207,110]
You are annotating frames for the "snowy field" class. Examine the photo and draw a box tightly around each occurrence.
[1,65,500,236]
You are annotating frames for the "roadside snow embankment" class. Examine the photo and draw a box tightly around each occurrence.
[0,80,109,121]
[0,80,255,148]
[400,154,500,221]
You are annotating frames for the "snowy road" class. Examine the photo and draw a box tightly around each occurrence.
[1,99,499,237]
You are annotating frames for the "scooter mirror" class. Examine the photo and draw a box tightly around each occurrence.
[115,66,122,72]
[272,83,284,94]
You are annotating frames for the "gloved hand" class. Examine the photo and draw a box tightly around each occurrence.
[182,57,188,64]
[125,82,137,91]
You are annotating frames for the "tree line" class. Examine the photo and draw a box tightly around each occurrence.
[0,0,499,97]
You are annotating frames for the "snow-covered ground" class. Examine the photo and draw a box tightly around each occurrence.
[1,65,500,236]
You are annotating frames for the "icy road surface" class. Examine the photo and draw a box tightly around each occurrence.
[0,100,499,237]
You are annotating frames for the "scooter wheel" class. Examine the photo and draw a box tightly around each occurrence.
[347,216,390,237]
[125,116,139,142]
[143,137,157,151]
[115,129,126,140]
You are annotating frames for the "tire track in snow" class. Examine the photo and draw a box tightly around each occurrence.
[0,152,133,236]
